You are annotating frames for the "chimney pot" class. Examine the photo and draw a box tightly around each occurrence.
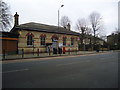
[14,12,19,26]
[67,23,71,31]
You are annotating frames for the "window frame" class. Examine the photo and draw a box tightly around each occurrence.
[63,37,67,46]
[27,35,33,46]
[40,36,46,46]
[71,37,74,46]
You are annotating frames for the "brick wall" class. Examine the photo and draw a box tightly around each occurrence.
[18,30,79,53]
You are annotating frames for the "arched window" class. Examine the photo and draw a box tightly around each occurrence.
[26,33,34,46]
[51,35,58,42]
[27,35,33,45]
[71,37,74,46]
[63,36,67,46]
[40,34,46,46]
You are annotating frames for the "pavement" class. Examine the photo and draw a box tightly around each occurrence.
[1,50,113,64]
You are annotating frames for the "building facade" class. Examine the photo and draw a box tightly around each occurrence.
[107,33,120,50]
[0,32,18,54]
[11,13,80,54]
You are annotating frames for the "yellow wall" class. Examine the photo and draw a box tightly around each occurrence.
[18,30,79,53]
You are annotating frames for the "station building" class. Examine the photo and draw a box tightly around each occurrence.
[11,12,80,53]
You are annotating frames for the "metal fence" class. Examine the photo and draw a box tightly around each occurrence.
[1,49,107,60]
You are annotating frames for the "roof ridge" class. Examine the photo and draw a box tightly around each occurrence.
[19,22,65,29]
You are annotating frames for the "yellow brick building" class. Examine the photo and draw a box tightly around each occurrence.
[11,12,80,54]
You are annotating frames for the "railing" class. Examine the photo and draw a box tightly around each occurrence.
[0,49,108,60]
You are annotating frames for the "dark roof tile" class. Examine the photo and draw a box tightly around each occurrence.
[11,22,80,36]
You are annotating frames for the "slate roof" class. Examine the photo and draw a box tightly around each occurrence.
[11,22,80,36]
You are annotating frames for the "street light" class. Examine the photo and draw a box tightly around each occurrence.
[58,5,64,29]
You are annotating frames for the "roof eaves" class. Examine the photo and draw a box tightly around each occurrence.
[14,26,80,36]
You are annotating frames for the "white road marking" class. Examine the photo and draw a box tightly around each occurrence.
[1,68,29,74]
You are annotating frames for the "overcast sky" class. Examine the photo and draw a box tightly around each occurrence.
[5,0,119,35]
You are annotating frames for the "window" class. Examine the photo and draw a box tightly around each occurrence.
[71,37,74,46]
[27,35,33,46]
[41,37,46,46]
[40,34,46,46]
[26,33,34,46]
[51,35,58,42]
[63,37,67,46]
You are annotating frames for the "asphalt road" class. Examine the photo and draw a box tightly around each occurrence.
[2,51,119,88]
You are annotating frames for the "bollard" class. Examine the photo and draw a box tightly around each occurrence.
[22,49,24,58]
[37,48,39,56]
[48,48,50,56]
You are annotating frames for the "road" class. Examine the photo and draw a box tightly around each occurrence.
[2,51,119,88]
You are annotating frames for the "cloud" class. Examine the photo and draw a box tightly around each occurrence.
[4,0,118,35]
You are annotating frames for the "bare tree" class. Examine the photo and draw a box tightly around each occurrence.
[76,18,91,44]
[60,16,71,28]
[76,18,92,50]
[89,11,103,49]
[85,27,92,35]
[76,18,87,45]
[0,0,13,31]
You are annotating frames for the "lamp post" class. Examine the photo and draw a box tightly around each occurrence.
[57,5,64,54]
[58,5,64,29]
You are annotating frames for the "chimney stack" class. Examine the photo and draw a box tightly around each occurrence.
[67,23,71,31]
[14,12,19,26]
